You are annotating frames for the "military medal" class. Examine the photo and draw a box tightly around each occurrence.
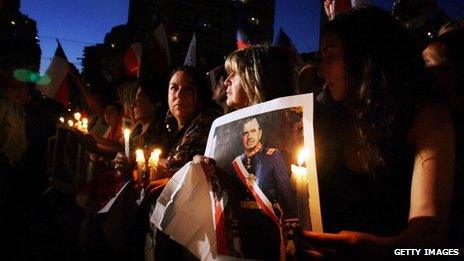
[246,173,256,187]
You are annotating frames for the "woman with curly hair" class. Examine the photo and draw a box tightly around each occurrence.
[301,6,455,257]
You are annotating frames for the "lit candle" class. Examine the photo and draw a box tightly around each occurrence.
[73,112,82,122]
[148,148,162,181]
[82,118,89,134]
[123,128,131,159]
[59,117,65,123]
[67,119,74,127]
[291,148,311,230]
[135,149,146,172]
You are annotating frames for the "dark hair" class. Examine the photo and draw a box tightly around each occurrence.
[139,76,168,105]
[434,29,464,69]
[169,65,214,108]
[324,6,431,171]
[106,101,123,115]
[434,29,464,102]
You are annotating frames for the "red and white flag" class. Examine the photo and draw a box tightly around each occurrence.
[324,0,370,20]
[36,40,71,105]
[123,42,142,78]
[153,23,171,74]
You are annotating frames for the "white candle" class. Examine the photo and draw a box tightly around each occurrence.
[291,148,311,230]
[135,149,146,173]
[135,149,147,184]
[148,148,162,181]
[123,128,131,159]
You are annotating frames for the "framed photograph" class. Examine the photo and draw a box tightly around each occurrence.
[205,93,322,259]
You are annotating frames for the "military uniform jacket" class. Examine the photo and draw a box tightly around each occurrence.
[234,147,297,221]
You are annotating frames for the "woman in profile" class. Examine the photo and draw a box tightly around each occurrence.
[301,6,455,257]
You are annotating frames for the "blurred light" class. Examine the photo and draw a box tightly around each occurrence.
[13,69,53,85]
[36,74,51,85]
[200,22,211,29]
[10,20,16,25]
[171,35,180,42]
[110,43,115,48]
[248,17,259,25]
[29,73,39,82]
[13,69,33,82]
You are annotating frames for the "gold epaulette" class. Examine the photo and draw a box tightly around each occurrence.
[266,148,277,155]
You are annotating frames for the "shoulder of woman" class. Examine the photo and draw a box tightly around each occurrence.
[195,107,221,123]
[408,101,454,146]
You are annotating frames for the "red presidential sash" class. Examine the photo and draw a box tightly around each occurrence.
[232,156,280,225]
[213,195,228,255]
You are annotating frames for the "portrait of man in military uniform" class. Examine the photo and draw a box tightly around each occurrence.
[205,97,320,259]
[230,116,297,260]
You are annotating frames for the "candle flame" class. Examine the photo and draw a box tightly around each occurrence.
[148,148,162,169]
[298,148,310,166]
[152,148,161,157]
[123,128,131,139]
[135,149,145,161]
[59,117,65,123]
[73,112,81,121]
[67,120,74,127]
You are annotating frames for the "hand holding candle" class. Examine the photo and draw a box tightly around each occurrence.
[291,148,311,230]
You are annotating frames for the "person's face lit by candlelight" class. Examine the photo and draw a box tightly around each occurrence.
[318,32,348,102]
[422,42,447,68]
[104,103,122,127]
[132,87,155,124]
[168,70,198,128]
[224,70,248,109]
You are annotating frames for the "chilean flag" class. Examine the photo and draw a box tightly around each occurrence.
[325,0,370,19]
[36,40,71,106]
[236,29,251,49]
[123,42,142,78]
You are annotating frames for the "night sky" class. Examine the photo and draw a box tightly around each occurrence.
[20,0,464,73]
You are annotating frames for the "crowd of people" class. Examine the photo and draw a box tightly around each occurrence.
[1,4,463,260]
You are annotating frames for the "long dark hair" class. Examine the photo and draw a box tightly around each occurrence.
[324,6,432,171]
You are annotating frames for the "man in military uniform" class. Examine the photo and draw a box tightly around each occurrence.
[230,117,297,260]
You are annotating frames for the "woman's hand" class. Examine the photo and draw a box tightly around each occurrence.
[299,230,387,257]
[147,178,170,194]
[114,152,132,175]
[192,155,216,178]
